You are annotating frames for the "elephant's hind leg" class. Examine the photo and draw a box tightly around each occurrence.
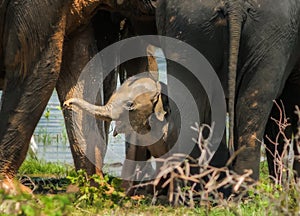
[0,16,66,180]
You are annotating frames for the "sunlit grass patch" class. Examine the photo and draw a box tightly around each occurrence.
[18,158,74,176]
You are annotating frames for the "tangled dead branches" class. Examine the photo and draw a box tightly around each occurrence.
[131,122,255,207]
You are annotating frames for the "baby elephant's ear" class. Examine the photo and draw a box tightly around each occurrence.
[147,45,159,81]
[154,94,166,122]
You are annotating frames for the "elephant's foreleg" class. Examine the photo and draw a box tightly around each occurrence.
[56,24,105,176]
[0,17,66,179]
[121,139,151,195]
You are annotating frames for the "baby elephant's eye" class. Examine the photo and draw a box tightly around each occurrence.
[124,101,135,111]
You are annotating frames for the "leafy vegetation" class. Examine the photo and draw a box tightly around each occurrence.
[0,158,297,215]
[2,107,300,215]
[67,170,129,208]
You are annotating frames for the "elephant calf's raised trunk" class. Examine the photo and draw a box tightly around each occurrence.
[63,98,112,121]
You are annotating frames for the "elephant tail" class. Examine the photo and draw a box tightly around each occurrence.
[226,0,244,154]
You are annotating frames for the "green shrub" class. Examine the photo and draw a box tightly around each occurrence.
[67,169,130,209]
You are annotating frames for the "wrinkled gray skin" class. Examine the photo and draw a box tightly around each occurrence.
[0,0,156,187]
[156,0,300,181]
[64,72,173,189]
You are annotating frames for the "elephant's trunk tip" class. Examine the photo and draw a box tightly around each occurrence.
[63,98,75,108]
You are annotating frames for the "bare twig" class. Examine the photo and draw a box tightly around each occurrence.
[132,122,255,207]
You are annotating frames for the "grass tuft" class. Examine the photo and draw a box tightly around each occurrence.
[18,158,74,177]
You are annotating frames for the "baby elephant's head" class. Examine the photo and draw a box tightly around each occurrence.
[64,73,168,136]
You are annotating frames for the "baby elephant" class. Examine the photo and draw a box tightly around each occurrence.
[64,72,174,191]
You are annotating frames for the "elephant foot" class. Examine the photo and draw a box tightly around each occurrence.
[121,179,165,197]
[121,180,134,195]
[121,180,146,196]
[0,177,32,195]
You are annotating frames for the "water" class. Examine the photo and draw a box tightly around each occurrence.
[33,90,73,164]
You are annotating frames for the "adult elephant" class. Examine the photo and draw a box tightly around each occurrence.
[0,0,156,192]
[155,0,300,180]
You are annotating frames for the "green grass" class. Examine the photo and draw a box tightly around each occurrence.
[18,158,75,177]
[0,158,297,215]
[0,194,273,216]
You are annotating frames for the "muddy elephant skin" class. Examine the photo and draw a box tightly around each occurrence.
[156,0,300,180]
[0,0,156,187]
